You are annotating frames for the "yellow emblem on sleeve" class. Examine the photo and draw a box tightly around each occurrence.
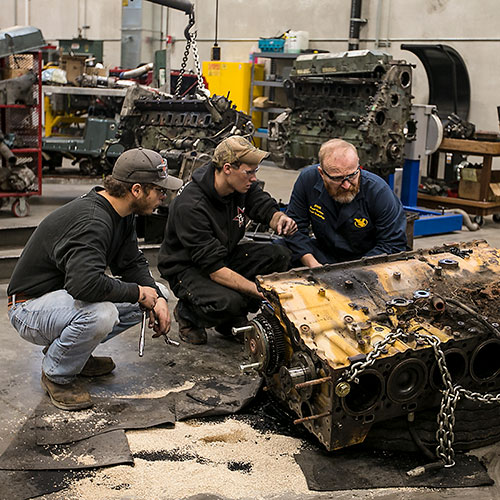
[309,204,325,220]
[354,217,368,228]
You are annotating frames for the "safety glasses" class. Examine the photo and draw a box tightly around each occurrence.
[321,166,360,184]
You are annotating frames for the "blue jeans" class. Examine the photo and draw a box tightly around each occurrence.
[8,289,142,384]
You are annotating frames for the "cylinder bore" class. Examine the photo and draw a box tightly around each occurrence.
[430,349,467,389]
[390,93,400,107]
[342,370,384,415]
[399,71,411,88]
[470,339,500,382]
[387,359,428,403]
[375,111,386,126]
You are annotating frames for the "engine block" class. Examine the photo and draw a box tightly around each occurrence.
[241,241,500,451]
[112,88,254,186]
[268,50,413,176]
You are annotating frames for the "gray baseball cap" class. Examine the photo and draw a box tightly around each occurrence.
[112,148,183,190]
[213,136,269,167]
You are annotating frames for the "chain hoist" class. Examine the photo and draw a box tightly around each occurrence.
[175,12,207,97]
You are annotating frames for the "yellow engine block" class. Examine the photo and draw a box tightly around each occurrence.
[239,241,500,450]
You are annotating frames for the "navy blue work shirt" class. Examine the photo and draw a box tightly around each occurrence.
[284,165,407,264]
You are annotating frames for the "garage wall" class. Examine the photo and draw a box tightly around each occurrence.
[1,0,122,68]
[1,0,499,131]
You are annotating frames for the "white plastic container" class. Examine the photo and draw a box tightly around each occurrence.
[285,31,309,53]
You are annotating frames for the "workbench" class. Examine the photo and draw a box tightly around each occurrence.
[417,138,500,216]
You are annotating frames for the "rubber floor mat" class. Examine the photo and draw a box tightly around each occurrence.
[0,470,89,500]
[35,393,176,445]
[294,447,493,490]
[174,376,263,421]
[0,416,133,470]
[34,375,260,445]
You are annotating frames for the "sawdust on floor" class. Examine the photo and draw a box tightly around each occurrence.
[59,418,311,499]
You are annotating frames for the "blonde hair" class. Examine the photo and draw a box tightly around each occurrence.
[318,139,358,167]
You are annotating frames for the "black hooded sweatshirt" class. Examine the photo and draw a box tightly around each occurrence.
[158,162,280,279]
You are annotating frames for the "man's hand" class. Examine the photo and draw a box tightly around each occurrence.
[210,267,264,299]
[150,297,171,338]
[138,285,158,310]
[301,253,323,269]
[270,211,298,236]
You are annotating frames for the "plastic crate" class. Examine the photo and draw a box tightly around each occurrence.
[258,38,285,53]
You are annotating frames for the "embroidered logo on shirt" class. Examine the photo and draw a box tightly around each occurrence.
[309,204,325,220]
[233,207,246,227]
[354,217,368,228]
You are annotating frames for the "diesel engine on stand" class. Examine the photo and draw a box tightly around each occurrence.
[238,241,500,463]
[268,50,413,176]
[108,85,254,200]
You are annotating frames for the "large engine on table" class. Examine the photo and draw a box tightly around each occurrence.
[239,241,500,451]
[268,50,413,176]
[111,87,254,191]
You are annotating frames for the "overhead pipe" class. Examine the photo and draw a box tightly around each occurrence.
[348,0,366,51]
[146,0,193,15]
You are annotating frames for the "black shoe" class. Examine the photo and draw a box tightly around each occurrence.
[174,305,207,345]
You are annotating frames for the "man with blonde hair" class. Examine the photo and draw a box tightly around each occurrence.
[284,138,407,267]
[158,136,296,345]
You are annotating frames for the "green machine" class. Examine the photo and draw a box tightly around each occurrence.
[59,38,103,63]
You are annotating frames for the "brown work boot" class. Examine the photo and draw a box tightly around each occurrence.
[174,305,207,345]
[41,372,92,411]
[80,355,116,377]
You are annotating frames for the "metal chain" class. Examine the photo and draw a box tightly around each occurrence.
[191,35,207,94]
[343,328,407,384]
[175,37,192,96]
[459,388,500,404]
[341,327,500,468]
[174,13,206,97]
[413,332,457,466]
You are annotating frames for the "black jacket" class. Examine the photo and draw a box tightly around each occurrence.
[158,162,280,278]
[8,187,158,303]
[285,166,407,263]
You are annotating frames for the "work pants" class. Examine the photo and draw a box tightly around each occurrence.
[171,242,291,328]
[8,289,142,384]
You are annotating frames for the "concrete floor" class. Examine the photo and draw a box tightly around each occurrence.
[1,164,500,499]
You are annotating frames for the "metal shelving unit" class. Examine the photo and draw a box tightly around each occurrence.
[249,52,299,139]
[0,51,43,217]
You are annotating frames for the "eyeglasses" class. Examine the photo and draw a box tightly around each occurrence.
[233,165,259,177]
[152,186,168,196]
[321,166,360,184]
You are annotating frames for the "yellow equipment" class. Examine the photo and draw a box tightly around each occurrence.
[239,240,500,459]
[202,61,264,131]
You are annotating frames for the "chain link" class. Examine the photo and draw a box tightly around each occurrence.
[175,14,207,97]
[341,327,500,468]
[191,36,207,95]
[175,36,191,96]
[459,388,500,404]
[343,328,407,384]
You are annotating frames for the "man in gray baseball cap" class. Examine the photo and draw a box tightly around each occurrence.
[158,135,297,345]
[7,147,182,410]
[112,147,183,192]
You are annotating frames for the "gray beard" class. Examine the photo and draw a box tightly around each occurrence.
[333,190,358,204]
